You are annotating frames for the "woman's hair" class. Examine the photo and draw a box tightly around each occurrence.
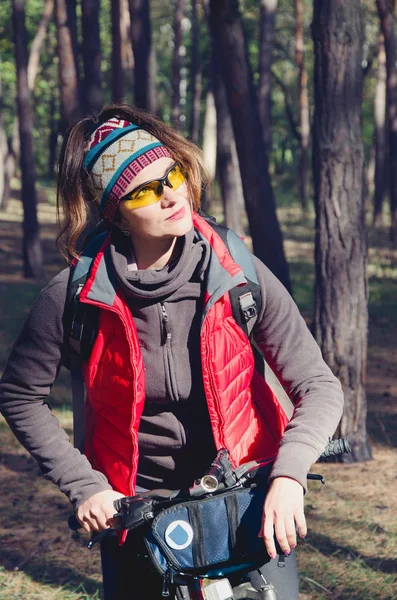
[56,104,210,261]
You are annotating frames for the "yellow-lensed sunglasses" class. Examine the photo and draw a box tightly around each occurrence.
[120,162,187,210]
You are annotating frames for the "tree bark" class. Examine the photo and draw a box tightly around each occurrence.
[312,0,371,462]
[213,55,245,235]
[1,0,53,210]
[172,0,184,130]
[376,0,397,242]
[55,0,81,126]
[373,32,388,227]
[258,0,277,156]
[128,0,156,112]
[189,0,202,142]
[209,0,291,291]
[295,0,310,212]
[81,0,103,114]
[111,0,125,103]
[12,0,44,278]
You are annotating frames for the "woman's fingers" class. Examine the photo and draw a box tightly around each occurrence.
[262,512,277,559]
[76,489,125,533]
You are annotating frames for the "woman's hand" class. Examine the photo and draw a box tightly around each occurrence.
[259,476,307,559]
[76,490,125,533]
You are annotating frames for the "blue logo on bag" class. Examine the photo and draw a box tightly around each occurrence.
[165,520,194,550]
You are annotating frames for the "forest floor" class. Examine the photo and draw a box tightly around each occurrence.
[0,194,397,599]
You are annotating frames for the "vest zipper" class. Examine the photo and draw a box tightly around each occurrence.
[160,303,179,402]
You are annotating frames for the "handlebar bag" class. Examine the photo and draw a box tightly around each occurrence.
[144,481,272,583]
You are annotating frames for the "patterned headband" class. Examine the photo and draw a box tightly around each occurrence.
[83,117,172,221]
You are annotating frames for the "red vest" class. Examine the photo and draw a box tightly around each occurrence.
[77,214,288,496]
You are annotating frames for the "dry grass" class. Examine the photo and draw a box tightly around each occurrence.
[1,198,397,599]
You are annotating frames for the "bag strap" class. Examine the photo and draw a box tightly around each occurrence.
[197,209,262,339]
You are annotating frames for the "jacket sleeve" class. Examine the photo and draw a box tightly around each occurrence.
[251,256,344,491]
[0,269,112,510]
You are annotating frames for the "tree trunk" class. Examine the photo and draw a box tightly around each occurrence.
[81,0,103,114]
[112,0,125,103]
[1,0,53,210]
[295,0,310,212]
[172,0,184,130]
[12,0,44,278]
[48,93,60,179]
[128,0,156,112]
[209,0,291,292]
[213,54,245,235]
[376,0,397,242]
[189,0,202,142]
[373,32,388,227]
[55,0,81,126]
[202,86,217,180]
[312,0,371,462]
[258,0,277,156]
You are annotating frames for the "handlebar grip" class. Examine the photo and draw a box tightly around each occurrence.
[321,438,351,458]
[68,514,81,531]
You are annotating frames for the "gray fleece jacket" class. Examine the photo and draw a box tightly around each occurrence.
[0,226,344,510]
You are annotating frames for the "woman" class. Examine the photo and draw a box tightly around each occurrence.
[0,105,344,599]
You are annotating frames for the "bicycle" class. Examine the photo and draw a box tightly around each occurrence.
[69,439,351,600]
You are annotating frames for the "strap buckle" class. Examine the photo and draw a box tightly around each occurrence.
[238,292,257,323]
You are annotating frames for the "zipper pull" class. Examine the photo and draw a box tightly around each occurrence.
[161,304,172,344]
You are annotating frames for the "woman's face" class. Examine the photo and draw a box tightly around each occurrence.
[118,157,193,242]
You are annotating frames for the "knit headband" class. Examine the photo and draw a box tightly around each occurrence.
[83,117,172,221]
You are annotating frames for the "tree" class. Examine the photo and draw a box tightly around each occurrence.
[213,55,245,235]
[312,0,371,462]
[1,0,54,210]
[128,0,156,112]
[111,0,125,103]
[171,0,184,129]
[373,31,388,227]
[258,0,277,157]
[376,0,397,242]
[55,0,81,126]
[81,0,103,114]
[189,0,202,142]
[294,0,310,211]
[209,0,291,292]
[12,0,44,278]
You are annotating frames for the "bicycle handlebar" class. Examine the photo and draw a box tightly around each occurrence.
[68,438,351,535]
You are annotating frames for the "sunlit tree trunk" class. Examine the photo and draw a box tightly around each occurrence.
[81,0,103,114]
[12,0,44,278]
[202,85,217,207]
[55,0,81,126]
[129,0,156,112]
[1,0,53,210]
[258,0,277,156]
[295,0,310,212]
[209,0,291,291]
[189,0,202,142]
[312,0,370,462]
[376,0,397,242]
[373,32,388,227]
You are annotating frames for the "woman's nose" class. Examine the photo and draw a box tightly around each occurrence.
[161,185,178,206]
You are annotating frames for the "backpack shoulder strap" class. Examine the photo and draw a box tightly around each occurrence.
[198,210,262,339]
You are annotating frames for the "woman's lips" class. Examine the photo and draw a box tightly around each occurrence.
[166,206,186,220]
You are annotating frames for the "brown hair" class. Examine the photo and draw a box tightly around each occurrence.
[56,104,209,261]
